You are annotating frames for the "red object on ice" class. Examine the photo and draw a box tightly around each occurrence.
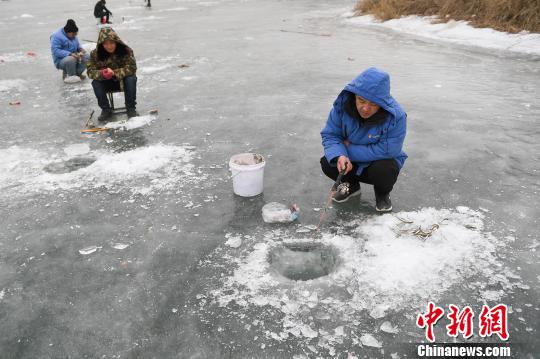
[417,302,445,342]
[479,304,509,340]
[446,305,474,339]
[26,51,36,57]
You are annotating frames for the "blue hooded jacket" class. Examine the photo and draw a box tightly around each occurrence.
[321,67,407,175]
[50,27,82,68]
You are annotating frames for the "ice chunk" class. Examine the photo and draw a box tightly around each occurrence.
[225,235,242,248]
[369,304,390,319]
[112,243,129,250]
[262,202,299,223]
[64,76,81,84]
[79,246,100,255]
[380,321,399,334]
[360,334,381,348]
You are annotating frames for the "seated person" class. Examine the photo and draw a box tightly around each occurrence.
[94,0,113,24]
[50,19,89,83]
[86,28,139,121]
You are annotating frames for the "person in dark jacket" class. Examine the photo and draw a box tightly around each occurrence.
[86,27,138,121]
[320,67,407,212]
[94,0,112,24]
[50,19,89,82]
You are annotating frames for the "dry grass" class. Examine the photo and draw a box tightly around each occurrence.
[354,0,540,33]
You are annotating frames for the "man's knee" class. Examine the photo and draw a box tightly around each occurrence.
[368,160,400,186]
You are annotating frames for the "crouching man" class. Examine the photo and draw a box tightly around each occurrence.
[86,28,138,121]
[320,67,407,212]
[50,19,89,83]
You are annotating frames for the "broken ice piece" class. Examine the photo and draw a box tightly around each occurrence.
[380,321,399,334]
[360,334,381,348]
[79,246,100,255]
[112,243,129,250]
[225,235,242,248]
[262,202,299,223]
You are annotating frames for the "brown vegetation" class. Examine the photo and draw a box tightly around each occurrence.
[354,0,540,33]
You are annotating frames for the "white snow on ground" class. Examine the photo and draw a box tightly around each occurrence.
[0,144,197,196]
[0,79,27,92]
[104,114,157,130]
[0,52,38,64]
[345,14,540,56]
[140,64,172,74]
[208,207,521,353]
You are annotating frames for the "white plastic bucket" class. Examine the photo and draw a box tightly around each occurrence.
[229,153,265,197]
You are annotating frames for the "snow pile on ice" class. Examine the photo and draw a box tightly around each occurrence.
[104,114,156,130]
[0,79,27,92]
[207,207,515,353]
[345,14,540,56]
[140,64,172,74]
[0,52,37,64]
[0,144,198,196]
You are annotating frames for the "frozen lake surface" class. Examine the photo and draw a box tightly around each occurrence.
[0,0,538,357]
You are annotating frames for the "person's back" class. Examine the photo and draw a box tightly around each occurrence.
[94,0,112,24]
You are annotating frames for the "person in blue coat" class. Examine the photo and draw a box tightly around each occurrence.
[50,19,89,82]
[320,67,407,212]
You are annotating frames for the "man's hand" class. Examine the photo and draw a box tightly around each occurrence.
[337,155,352,175]
[70,53,79,59]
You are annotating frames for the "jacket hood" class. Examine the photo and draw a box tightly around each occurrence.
[97,27,127,47]
[343,67,402,118]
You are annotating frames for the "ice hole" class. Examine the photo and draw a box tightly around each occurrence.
[268,242,339,281]
[43,156,96,174]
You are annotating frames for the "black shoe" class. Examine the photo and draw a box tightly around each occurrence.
[332,182,361,203]
[98,109,113,122]
[375,192,392,212]
[127,109,139,118]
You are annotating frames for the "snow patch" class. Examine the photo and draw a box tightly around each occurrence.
[104,114,156,130]
[0,79,27,92]
[0,144,198,196]
[206,208,512,352]
[345,14,540,56]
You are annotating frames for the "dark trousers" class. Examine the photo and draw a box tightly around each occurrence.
[320,156,400,195]
[91,75,137,111]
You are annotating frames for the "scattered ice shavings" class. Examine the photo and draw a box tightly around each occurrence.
[206,207,510,351]
[0,144,197,197]
[79,246,101,255]
[0,288,5,300]
[112,243,129,250]
[380,321,399,334]
[360,334,381,348]
[172,308,178,313]
[20,14,34,18]
[104,114,156,131]
[63,143,90,157]
[0,79,27,92]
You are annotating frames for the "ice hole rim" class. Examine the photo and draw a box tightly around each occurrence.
[267,241,340,281]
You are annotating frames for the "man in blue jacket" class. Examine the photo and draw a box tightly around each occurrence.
[50,19,89,83]
[320,67,407,212]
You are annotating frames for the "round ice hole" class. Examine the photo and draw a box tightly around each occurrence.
[268,242,339,281]
[43,156,96,174]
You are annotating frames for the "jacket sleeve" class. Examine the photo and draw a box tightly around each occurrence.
[51,34,71,60]
[113,50,137,80]
[321,100,348,162]
[86,52,103,80]
[347,114,407,163]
